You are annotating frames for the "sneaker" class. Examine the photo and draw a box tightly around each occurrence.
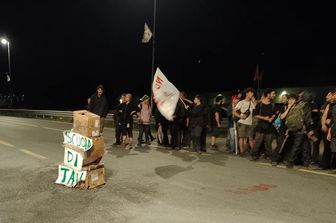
[271,161,278,166]
[286,163,294,169]
[211,145,218,150]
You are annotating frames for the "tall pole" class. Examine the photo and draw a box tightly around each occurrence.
[150,0,157,107]
[7,42,11,78]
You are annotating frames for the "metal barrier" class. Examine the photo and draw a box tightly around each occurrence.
[0,109,228,133]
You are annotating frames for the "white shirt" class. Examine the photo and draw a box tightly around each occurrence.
[235,99,255,125]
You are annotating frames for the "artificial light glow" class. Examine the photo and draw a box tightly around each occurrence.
[280,91,287,96]
[1,38,8,45]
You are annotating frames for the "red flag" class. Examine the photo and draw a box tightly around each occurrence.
[253,64,259,81]
[253,64,264,81]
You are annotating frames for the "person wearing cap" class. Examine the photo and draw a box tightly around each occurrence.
[137,94,152,146]
[88,84,109,134]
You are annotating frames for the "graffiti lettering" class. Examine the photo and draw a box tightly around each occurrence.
[155,76,164,89]
[56,164,87,187]
[63,130,93,151]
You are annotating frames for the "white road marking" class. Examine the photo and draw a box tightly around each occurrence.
[0,140,15,147]
[19,149,48,160]
[1,120,39,128]
[299,169,336,177]
[42,127,64,132]
[257,161,336,177]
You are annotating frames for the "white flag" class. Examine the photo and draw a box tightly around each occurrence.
[152,68,180,121]
[142,23,152,43]
[6,74,10,82]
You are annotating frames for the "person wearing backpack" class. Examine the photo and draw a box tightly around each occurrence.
[271,94,294,165]
[285,91,315,168]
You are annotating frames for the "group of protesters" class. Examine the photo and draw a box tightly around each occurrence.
[87,84,336,170]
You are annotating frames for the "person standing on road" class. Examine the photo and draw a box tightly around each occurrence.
[113,93,126,146]
[88,85,109,134]
[188,95,208,154]
[233,88,256,156]
[137,95,152,146]
[115,93,139,149]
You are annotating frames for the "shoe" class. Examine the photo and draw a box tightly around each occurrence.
[113,142,121,146]
[271,161,278,166]
[250,157,257,161]
[286,163,294,169]
[211,145,218,150]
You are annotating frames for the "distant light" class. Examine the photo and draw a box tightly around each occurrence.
[1,38,8,45]
[280,91,287,96]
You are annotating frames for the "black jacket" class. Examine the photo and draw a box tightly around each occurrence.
[88,93,109,118]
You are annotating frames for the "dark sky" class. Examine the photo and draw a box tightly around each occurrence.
[0,0,335,109]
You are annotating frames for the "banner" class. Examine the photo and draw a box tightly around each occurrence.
[63,130,93,151]
[55,164,87,187]
[152,68,180,121]
[64,147,84,171]
[142,23,152,43]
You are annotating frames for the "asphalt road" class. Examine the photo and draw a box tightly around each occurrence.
[0,116,335,223]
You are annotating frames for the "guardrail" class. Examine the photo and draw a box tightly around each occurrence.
[0,109,229,134]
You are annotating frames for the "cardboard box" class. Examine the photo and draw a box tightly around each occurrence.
[73,110,100,137]
[78,163,105,189]
[64,136,105,168]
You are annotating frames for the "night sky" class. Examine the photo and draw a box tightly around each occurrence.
[0,0,335,109]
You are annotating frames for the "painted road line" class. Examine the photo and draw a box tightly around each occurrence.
[299,169,336,177]
[0,140,15,147]
[42,127,64,132]
[257,161,336,177]
[257,162,272,167]
[2,121,39,128]
[19,149,48,160]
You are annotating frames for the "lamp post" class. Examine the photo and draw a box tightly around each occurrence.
[1,38,13,107]
[1,38,11,80]
[150,0,157,108]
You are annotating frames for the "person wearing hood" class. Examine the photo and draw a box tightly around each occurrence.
[285,90,315,168]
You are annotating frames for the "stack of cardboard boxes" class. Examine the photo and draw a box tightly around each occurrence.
[56,110,106,189]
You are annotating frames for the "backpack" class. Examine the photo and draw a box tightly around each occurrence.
[286,102,305,131]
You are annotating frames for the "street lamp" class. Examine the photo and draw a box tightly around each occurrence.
[1,38,11,80]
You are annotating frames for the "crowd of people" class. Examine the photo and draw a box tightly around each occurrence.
[86,84,336,171]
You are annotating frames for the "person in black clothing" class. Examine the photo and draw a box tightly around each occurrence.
[115,93,139,149]
[180,91,193,148]
[88,85,109,134]
[251,89,277,160]
[169,98,186,150]
[327,90,336,170]
[320,91,336,169]
[209,94,224,149]
[189,95,208,154]
[113,93,126,146]
[271,94,293,165]
[310,98,322,165]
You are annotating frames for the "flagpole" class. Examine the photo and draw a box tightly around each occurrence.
[150,0,157,108]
